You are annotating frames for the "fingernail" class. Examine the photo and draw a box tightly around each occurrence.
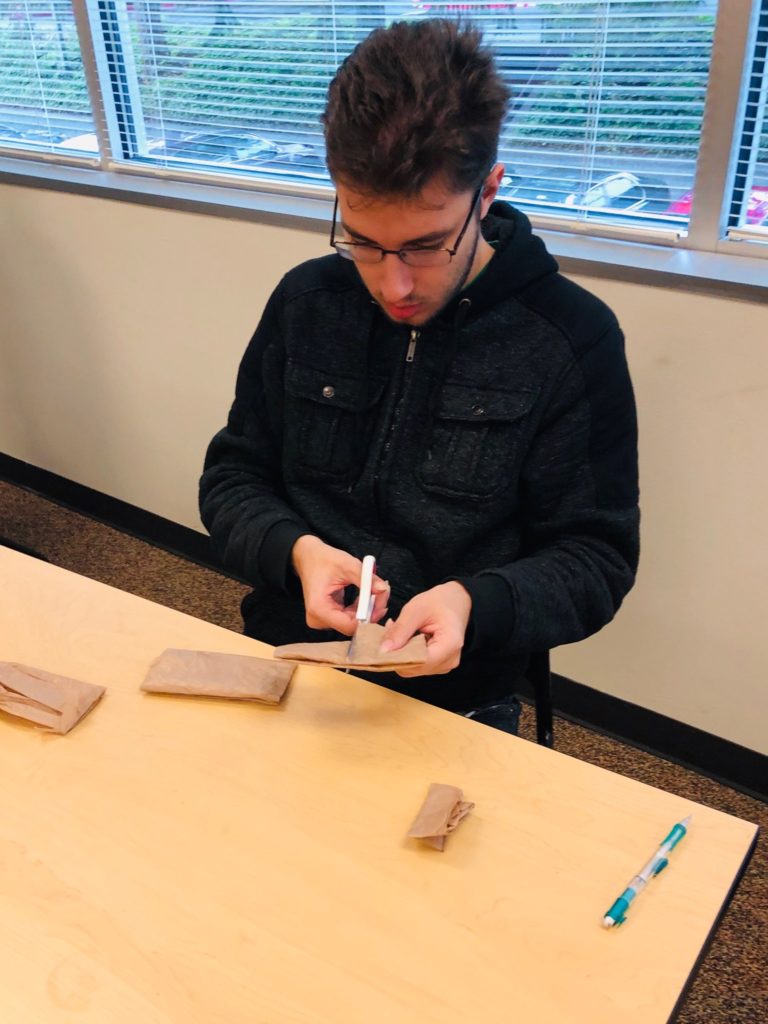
[379,640,394,653]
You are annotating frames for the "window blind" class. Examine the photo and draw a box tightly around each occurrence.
[104,0,361,177]
[0,0,97,154]
[490,0,718,227]
[727,0,768,240]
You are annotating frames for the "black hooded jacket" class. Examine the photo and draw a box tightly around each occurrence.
[200,202,640,711]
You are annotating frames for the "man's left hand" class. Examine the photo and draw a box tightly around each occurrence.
[379,581,472,678]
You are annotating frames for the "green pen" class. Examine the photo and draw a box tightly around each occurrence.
[603,815,692,928]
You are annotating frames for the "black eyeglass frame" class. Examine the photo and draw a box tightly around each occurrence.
[329,186,483,266]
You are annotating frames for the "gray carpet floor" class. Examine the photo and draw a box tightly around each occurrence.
[1,479,765,1023]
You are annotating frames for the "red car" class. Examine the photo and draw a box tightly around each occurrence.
[667,184,768,225]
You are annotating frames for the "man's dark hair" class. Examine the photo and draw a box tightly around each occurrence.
[322,19,510,198]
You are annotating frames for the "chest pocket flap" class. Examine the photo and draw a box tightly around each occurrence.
[435,384,538,422]
[419,384,539,499]
[285,360,385,478]
[286,361,383,412]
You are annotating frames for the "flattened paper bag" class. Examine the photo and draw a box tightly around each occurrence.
[0,662,105,734]
[406,783,474,851]
[141,649,294,704]
[274,622,427,672]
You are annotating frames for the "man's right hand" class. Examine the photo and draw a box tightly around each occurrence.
[291,535,390,636]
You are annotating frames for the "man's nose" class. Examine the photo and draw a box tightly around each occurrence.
[377,254,415,304]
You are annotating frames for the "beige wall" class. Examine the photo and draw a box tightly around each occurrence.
[1,182,766,753]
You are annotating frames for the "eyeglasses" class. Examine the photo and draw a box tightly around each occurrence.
[330,187,482,267]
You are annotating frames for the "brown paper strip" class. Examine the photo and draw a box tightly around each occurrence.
[407,783,474,851]
[141,649,294,704]
[0,662,105,734]
[274,622,427,671]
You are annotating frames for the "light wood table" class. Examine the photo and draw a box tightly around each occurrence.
[0,547,757,1023]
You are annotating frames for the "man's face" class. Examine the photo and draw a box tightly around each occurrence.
[335,172,500,327]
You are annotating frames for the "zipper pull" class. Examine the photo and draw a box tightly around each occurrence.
[405,329,419,363]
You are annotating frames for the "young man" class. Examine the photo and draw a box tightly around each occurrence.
[200,20,639,731]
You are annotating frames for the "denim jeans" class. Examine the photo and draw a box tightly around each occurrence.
[462,695,521,735]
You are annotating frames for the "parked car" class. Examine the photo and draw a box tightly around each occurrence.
[265,141,326,178]
[54,132,100,153]
[500,168,670,214]
[666,184,768,226]
[22,126,78,145]
[500,169,581,207]
[0,123,26,143]
[1,123,82,147]
[275,142,324,167]
[564,171,670,213]
[153,131,279,166]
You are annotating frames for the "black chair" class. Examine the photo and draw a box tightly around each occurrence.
[528,650,554,747]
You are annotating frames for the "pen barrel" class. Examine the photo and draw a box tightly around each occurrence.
[603,819,690,928]
[358,555,376,613]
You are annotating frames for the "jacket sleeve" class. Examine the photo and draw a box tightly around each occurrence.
[458,319,640,654]
[199,285,310,590]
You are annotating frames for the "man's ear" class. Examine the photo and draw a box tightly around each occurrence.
[480,162,505,217]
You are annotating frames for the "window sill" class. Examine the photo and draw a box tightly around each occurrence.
[2,155,766,298]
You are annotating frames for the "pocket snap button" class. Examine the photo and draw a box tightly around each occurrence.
[472,405,485,416]
[322,385,335,399]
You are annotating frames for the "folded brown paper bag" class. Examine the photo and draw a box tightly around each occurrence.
[407,783,474,851]
[141,649,294,704]
[0,661,105,734]
[274,621,427,672]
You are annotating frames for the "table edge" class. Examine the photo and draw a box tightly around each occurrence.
[667,824,760,1023]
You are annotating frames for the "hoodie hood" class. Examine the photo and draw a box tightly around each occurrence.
[436,201,560,323]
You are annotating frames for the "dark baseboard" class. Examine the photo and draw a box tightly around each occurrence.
[516,675,766,803]
[2,453,766,802]
[0,452,231,576]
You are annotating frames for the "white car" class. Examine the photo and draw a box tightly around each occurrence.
[564,171,669,212]
[54,132,100,153]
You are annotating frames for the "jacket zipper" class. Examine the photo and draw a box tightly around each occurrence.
[372,328,419,508]
[405,329,419,362]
